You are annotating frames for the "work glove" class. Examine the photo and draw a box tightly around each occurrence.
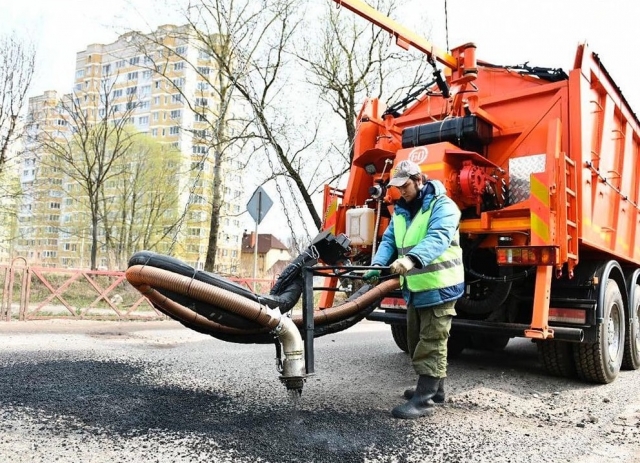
[362,268,381,284]
[390,256,415,276]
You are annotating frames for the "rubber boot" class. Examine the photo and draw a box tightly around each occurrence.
[391,375,440,419]
[403,378,445,403]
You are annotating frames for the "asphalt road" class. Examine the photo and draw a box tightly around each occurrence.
[1,320,639,462]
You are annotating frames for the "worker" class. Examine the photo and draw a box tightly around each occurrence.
[363,160,464,419]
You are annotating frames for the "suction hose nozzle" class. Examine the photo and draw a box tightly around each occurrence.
[272,314,306,394]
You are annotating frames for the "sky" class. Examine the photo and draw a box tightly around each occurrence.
[2,0,639,241]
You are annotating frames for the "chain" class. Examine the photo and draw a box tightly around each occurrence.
[264,150,302,253]
[444,0,450,52]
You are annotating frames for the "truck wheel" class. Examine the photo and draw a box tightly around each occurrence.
[573,279,625,383]
[537,340,576,378]
[469,334,510,351]
[390,324,409,353]
[389,324,466,358]
[622,284,640,370]
[447,331,468,358]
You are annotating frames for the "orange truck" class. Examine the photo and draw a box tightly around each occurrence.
[321,0,640,383]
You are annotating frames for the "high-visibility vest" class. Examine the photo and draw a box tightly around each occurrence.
[393,197,464,292]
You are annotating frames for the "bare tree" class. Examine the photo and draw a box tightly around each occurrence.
[124,0,427,259]
[0,34,36,174]
[296,0,429,168]
[189,0,324,239]
[38,81,139,269]
[191,0,427,248]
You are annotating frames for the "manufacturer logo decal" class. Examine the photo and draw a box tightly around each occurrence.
[408,147,428,164]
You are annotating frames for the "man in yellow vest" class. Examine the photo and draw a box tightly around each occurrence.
[363,160,464,419]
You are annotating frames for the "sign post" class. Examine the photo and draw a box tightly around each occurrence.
[246,186,273,291]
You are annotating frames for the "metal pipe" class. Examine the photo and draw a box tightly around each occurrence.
[273,315,306,391]
[453,319,585,342]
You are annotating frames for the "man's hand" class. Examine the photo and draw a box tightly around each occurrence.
[390,256,415,276]
[362,269,381,284]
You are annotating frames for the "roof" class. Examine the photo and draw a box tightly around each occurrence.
[241,233,289,254]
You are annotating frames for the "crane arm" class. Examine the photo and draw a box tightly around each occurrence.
[333,0,458,70]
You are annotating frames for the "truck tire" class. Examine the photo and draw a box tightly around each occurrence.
[390,324,409,353]
[537,340,576,378]
[469,334,510,351]
[389,324,467,358]
[622,283,640,370]
[573,279,625,383]
[447,331,468,358]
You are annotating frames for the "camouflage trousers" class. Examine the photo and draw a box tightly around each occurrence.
[407,300,456,377]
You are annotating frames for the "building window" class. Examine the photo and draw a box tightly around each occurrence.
[126,86,137,95]
[173,61,185,71]
[138,116,149,125]
[176,45,187,55]
[142,70,152,79]
[170,109,181,119]
[76,69,85,78]
[172,77,185,89]
[169,126,180,135]
[195,98,208,107]
[171,94,182,103]
[102,64,111,74]
[116,60,126,69]
[127,71,139,80]
[129,56,140,66]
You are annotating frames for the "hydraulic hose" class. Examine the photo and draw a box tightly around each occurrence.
[126,265,400,338]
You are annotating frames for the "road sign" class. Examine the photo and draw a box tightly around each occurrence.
[246,186,273,225]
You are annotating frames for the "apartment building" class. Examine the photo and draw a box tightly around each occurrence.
[16,25,244,272]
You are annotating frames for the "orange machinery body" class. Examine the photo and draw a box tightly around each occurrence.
[322,41,640,339]
[332,43,640,260]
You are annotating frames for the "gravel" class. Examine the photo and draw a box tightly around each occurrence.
[1,320,640,462]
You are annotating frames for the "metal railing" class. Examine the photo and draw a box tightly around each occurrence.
[0,258,276,321]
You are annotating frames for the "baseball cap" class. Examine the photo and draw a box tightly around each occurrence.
[388,160,422,187]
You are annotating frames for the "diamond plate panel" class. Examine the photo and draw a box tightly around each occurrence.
[508,154,546,205]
